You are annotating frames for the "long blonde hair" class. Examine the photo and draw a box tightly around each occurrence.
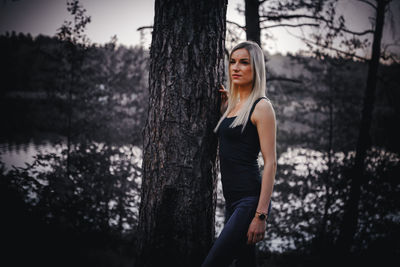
[214,41,268,133]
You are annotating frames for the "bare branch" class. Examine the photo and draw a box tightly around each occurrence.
[338,28,374,36]
[260,14,328,23]
[357,0,377,9]
[261,23,319,29]
[137,26,153,31]
[227,20,246,30]
[299,36,369,61]
[260,14,374,36]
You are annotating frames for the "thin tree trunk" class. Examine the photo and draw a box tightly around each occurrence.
[66,47,74,181]
[245,0,261,46]
[135,0,227,266]
[317,68,335,249]
[336,0,387,254]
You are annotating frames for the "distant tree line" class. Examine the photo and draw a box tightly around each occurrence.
[0,30,149,146]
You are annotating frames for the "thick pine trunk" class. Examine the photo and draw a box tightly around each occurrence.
[336,0,386,254]
[135,0,227,266]
[245,0,261,46]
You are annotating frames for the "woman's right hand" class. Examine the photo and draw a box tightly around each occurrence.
[219,84,229,115]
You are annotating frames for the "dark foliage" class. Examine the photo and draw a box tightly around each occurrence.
[1,141,141,267]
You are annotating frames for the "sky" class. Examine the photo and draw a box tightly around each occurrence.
[0,0,399,56]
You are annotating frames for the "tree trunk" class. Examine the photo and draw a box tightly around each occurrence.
[135,0,227,266]
[336,0,386,254]
[245,0,261,46]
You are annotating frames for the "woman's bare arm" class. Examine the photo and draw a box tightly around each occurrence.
[246,99,277,244]
[253,99,277,215]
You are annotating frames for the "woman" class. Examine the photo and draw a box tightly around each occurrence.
[202,41,277,267]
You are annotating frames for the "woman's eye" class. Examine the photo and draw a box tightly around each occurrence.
[230,61,235,64]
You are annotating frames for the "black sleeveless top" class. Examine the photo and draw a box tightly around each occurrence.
[217,97,267,204]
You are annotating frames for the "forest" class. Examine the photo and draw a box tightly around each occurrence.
[0,0,399,267]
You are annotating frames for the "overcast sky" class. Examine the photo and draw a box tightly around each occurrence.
[0,0,399,56]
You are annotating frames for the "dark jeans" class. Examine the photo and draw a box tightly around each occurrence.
[202,196,270,267]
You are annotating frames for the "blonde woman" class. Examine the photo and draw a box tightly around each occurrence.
[202,41,277,267]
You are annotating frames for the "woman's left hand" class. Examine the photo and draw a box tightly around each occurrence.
[246,217,266,244]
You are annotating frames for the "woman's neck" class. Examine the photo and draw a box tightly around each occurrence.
[237,85,252,102]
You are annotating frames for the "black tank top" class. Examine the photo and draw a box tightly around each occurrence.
[217,97,267,204]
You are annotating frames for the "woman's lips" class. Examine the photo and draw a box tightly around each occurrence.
[232,75,241,78]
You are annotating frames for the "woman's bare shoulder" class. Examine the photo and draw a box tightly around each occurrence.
[251,98,275,124]
[255,98,275,116]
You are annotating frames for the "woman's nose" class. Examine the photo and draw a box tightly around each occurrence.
[232,63,239,72]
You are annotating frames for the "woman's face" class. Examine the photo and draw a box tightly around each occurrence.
[230,48,253,87]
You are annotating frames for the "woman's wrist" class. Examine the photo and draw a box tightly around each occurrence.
[255,211,268,220]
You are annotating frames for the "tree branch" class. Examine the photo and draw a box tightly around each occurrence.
[137,26,153,31]
[299,36,369,61]
[337,28,374,36]
[260,14,374,36]
[227,20,246,29]
[357,0,377,9]
[260,14,327,23]
[261,23,319,29]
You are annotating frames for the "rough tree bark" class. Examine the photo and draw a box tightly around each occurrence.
[336,0,388,254]
[135,0,227,266]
